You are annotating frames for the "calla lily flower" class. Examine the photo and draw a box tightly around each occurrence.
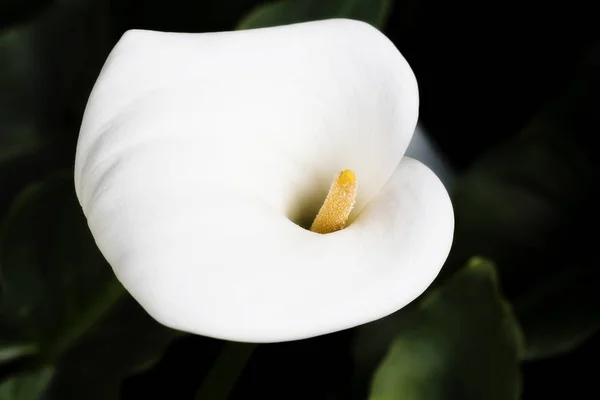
[74,19,454,343]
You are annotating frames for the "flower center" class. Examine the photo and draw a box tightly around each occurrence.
[310,170,357,234]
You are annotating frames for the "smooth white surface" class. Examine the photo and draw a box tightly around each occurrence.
[74,19,454,342]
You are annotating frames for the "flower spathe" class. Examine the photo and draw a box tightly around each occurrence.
[74,19,454,343]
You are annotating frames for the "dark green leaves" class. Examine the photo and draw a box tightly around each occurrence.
[0,25,40,148]
[442,43,600,361]
[443,119,600,360]
[0,172,183,398]
[0,0,110,226]
[0,0,111,149]
[369,258,523,400]
[0,344,37,366]
[237,0,392,30]
[0,366,54,400]
[46,296,184,400]
[0,171,123,358]
[514,263,600,360]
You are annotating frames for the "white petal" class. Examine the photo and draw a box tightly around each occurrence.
[75,19,418,222]
[73,19,450,343]
[84,157,453,342]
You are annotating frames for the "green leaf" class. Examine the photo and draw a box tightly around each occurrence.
[0,0,111,148]
[45,295,184,400]
[0,366,54,400]
[237,0,392,30]
[352,305,417,392]
[0,26,40,148]
[0,343,37,365]
[0,171,123,358]
[0,142,68,230]
[0,0,110,230]
[194,342,257,400]
[441,42,600,360]
[0,171,184,398]
[443,120,600,361]
[514,263,600,360]
[369,258,523,400]
[443,120,586,279]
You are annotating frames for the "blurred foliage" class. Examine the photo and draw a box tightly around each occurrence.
[0,366,53,400]
[0,0,110,228]
[444,128,600,359]
[0,0,111,148]
[46,292,184,399]
[0,0,599,398]
[0,172,122,357]
[0,173,182,399]
[442,42,600,360]
[515,262,599,360]
[237,0,391,30]
[0,344,36,366]
[194,342,257,400]
[370,258,522,400]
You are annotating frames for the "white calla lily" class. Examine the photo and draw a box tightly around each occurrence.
[74,19,454,343]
